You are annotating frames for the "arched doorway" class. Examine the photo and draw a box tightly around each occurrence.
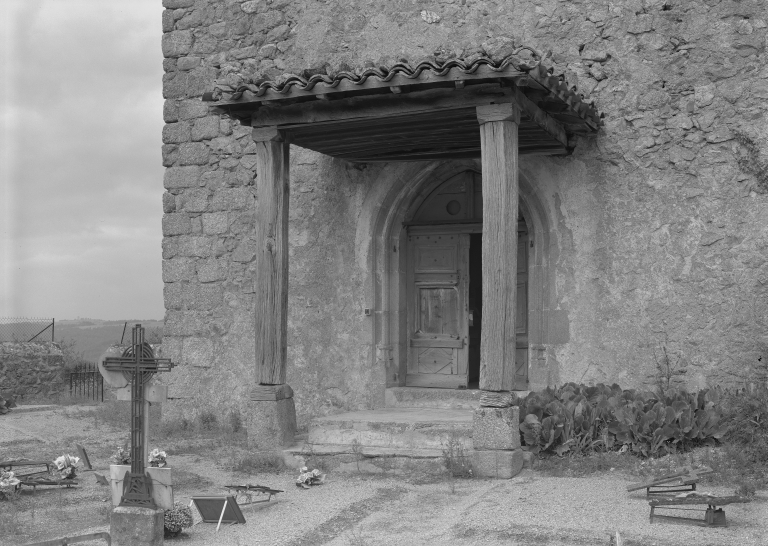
[402,170,529,389]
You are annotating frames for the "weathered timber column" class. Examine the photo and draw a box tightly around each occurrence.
[247,126,296,450]
[471,103,523,479]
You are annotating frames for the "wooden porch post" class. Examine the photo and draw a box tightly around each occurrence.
[253,127,289,385]
[476,103,520,395]
[248,126,296,449]
[470,103,524,479]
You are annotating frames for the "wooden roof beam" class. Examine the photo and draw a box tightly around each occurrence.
[510,86,568,150]
[250,85,515,128]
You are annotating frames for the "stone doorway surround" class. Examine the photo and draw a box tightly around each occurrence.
[371,164,554,394]
[202,52,600,474]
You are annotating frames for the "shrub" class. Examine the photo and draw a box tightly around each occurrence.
[0,394,16,415]
[519,383,727,458]
[164,502,193,538]
[441,429,473,485]
[232,452,285,474]
[227,409,243,433]
[198,410,217,431]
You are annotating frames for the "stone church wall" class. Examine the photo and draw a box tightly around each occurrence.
[160,0,768,430]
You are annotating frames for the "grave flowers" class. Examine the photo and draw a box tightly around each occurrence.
[163,502,193,538]
[0,470,21,499]
[53,454,80,480]
[296,467,326,489]
[110,445,131,466]
[148,448,168,468]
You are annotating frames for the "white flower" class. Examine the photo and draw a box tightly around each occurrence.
[148,448,167,467]
[0,471,20,488]
[53,455,79,470]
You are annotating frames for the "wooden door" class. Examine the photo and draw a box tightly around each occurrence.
[406,232,469,388]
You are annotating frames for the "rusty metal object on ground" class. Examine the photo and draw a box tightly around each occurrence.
[626,465,713,496]
[648,494,751,527]
[224,484,283,505]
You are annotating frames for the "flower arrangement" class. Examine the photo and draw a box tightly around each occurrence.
[0,470,21,500]
[148,448,167,468]
[110,445,131,466]
[296,467,326,489]
[164,502,193,537]
[53,454,80,480]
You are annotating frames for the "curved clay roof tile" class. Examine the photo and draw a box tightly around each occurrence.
[204,51,602,126]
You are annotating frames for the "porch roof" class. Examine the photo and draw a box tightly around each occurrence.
[202,52,602,161]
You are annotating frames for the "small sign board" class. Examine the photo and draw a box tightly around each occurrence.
[191,496,246,530]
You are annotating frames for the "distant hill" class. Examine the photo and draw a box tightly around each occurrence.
[54,319,164,363]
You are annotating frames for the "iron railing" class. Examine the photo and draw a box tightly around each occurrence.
[69,363,104,402]
[0,317,54,342]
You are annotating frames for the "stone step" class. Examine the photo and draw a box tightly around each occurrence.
[384,387,530,409]
[385,387,482,410]
[304,408,473,458]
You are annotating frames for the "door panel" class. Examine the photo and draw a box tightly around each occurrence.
[418,287,459,335]
[515,226,529,388]
[407,233,469,388]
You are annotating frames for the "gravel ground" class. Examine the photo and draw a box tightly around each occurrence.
[1,406,765,546]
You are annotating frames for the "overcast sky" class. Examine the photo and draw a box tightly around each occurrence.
[1,0,165,320]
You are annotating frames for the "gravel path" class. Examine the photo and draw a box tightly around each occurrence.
[1,406,765,546]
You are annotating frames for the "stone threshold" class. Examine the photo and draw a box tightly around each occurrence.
[385,386,529,410]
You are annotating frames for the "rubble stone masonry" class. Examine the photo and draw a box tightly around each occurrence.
[0,342,66,401]
[159,0,768,431]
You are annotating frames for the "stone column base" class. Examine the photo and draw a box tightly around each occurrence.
[472,404,523,478]
[473,406,520,450]
[247,384,297,450]
[110,506,164,546]
[472,449,524,479]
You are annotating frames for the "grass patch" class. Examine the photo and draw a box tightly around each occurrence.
[172,469,214,492]
[63,400,145,432]
[231,452,286,474]
[534,450,638,478]
[0,498,28,537]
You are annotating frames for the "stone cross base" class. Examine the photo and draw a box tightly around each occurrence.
[111,506,164,546]
[247,384,297,450]
[471,405,524,479]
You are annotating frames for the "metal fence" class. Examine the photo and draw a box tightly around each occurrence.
[0,317,54,342]
[69,363,104,402]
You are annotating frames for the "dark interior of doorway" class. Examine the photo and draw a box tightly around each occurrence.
[468,233,482,388]
[466,212,529,389]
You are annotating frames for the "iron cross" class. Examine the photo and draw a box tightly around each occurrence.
[102,324,174,509]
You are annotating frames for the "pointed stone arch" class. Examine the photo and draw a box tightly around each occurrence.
[368,160,556,392]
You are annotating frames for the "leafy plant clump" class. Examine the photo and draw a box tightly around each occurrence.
[0,393,17,415]
[519,383,727,458]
